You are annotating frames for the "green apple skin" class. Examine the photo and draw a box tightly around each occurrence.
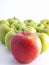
[44,26,49,35]
[13,17,21,21]
[11,22,25,33]
[35,23,44,32]
[40,19,49,26]
[24,19,37,27]
[7,18,20,25]
[38,33,49,53]
[0,20,10,26]
[22,26,36,33]
[5,30,16,49]
[40,26,49,35]
[0,25,14,43]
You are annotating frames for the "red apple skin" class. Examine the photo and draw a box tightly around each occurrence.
[10,32,42,63]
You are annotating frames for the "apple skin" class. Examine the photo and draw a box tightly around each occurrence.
[40,26,49,35]
[5,30,16,49]
[38,33,49,53]
[24,19,37,27]
[35,23,44,32]
[44,26,49,35]
[7,18,20,25]
[22,26,36,33]
[11,22,25,33]
[10,32,42,63]
[40,19,49,26]
[0,20,10,26]
[0,25,14,43]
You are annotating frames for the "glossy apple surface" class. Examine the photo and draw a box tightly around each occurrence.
[7,18,20,25]
[38,33,49,53]
[24,19,37,27]
[40,26,49,35]
[10,32,42,63]
[5,30,16,49]
[44,26,49,35]
[0,25,14,43]
[11,22,25,33]
[35,23,44,32]
[0,20,10,26]
[40,19,49,26]
[22,26,36,33]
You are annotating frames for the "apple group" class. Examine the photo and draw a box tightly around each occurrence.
[0,17,49,63]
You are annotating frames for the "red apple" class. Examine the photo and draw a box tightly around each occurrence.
[10,32,42,63]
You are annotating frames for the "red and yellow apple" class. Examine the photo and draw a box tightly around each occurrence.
[10,32,42,63]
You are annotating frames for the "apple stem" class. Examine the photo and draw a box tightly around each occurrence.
[22,28,26,34]
[22,28,30,35]
[13,16,16,19]
[22,28,25,32]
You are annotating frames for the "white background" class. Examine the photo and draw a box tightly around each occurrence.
[0,0,49,21]
[0,0,49,65]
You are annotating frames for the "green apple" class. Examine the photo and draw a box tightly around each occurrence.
[43,26,49,35]
[40,19,49,26]
[0,20,10,26]
[22,26,36,33]
[13,16,20,21]
[35,23,44,32]
[7,18,20,25]
[11,22,26,33]
[38,33,49,53]
[0,25,14,43]
[40,26,49,35]
[5,30,16,49]
[24,19,37,27]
